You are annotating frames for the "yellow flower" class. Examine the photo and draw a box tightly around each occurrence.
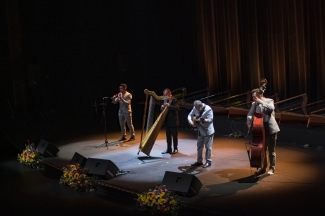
[74,173,80,179]
[158,198,166,205]
[148,194,154,200]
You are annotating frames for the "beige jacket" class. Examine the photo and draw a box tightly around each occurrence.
[112,91,132,113]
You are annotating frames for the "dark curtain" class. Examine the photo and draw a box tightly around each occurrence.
[196,0,325,101]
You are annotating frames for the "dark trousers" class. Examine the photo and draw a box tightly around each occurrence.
[166,126,178,151]
[263,123,277,170]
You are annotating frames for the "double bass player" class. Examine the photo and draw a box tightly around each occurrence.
[246,88,280,176]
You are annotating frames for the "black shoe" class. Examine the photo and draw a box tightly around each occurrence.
[254,168,266,176]
[203,162,211,168]
[191,162,203,166]
[162,150,172,154]
[118,137,126,141]
[172,149,178,154]
[128,137,135,141]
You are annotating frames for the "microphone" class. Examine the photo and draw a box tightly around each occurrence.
[103,97,110,99]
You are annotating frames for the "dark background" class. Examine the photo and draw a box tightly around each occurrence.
[1,0,203,155]
[13,0,201,116]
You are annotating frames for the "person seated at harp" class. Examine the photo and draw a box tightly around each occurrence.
[188,100,214,168]
[161,88,179,154]
[246,88,280,176]
[112,83,135,141]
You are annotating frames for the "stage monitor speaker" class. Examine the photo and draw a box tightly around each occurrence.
[162,171,202,197]
[37,139,59,158]
[84,158,119,180]
[70,152,87,167]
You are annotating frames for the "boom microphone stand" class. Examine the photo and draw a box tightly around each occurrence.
[95,97,109,149]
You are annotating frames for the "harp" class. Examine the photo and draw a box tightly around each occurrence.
[138,89,171,156]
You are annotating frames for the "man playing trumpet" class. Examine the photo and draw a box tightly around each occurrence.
[112,83,135,141]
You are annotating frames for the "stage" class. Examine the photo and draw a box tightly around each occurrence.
[29,127,325,215]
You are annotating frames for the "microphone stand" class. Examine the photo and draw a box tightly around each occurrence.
[95,97,109,149]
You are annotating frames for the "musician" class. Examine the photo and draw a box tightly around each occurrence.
[188,100,215,168]
[112,83,135,141]
[246,88,280,175]
[161,88,179,154]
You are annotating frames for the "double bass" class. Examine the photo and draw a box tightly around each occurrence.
[249,78,267,169]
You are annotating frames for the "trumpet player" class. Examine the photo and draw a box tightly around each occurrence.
[112,83,135,141]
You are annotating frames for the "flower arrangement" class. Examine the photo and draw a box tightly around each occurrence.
[229,131,244,138]
[137,185,181,215]
[59,163,97,192]
[17,140,41,169]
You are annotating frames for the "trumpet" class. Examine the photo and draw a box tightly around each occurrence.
[103,94,119,99]
[111,94,118,99]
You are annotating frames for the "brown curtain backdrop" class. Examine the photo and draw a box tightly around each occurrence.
[196,0,325,101]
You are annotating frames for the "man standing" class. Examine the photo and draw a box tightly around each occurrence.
[188,100,214,168]
[112,83,135,141]
[161,88,179,154]
[246,88,280,175]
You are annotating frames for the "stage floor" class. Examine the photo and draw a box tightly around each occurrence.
[38,128,325,215]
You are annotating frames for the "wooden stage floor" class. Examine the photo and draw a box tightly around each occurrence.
[6,128,323,215]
